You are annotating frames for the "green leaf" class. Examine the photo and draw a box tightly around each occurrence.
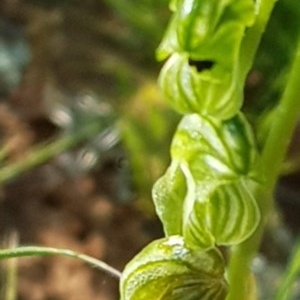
[120,236,228,300]
[171,113,258,180]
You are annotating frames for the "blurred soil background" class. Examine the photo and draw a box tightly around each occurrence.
[0,0,299,300]
[0,0,172,299]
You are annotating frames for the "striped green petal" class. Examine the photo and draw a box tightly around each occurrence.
[171,113,258,180]
[152,162,186,236]
[182,175,260,249]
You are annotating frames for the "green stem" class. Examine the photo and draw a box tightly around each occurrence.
[3,232,18,300]
[239,0,278,81]
[227,36,300,300]
[0,246,121,279]
[275,239,300,300]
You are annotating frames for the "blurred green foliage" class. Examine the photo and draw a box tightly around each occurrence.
[250,0,300,113]
[120,82,179,210]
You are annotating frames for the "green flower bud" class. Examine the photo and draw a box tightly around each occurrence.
[120,236,228,300]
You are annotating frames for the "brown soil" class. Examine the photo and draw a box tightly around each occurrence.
[0,1,164,299]
[1,163,162,300]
